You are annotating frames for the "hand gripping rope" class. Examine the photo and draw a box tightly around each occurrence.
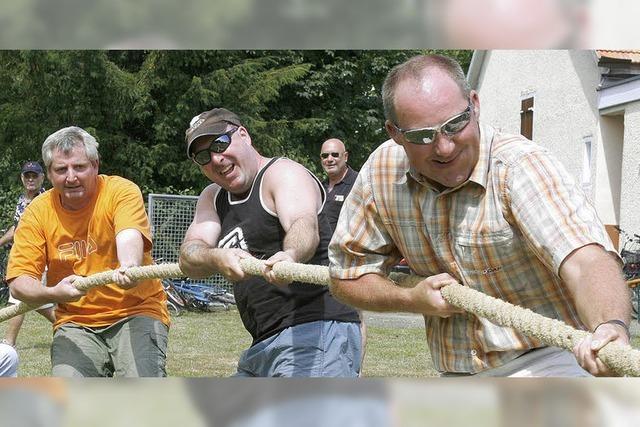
[1,259,639,376]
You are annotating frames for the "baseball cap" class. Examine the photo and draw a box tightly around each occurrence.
[21,161,43,175]
[185,108,242,157]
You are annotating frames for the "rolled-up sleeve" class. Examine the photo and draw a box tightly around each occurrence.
[504,149,618,274]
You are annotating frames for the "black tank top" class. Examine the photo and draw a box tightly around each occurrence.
[216,157,359,345]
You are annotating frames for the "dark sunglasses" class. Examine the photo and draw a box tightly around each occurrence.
[320,152,341,159]
[191,128,238,166]
[393,103,473,145]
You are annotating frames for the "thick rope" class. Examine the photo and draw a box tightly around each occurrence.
[1,260,638,376]
[241,258,640,376]
[439,283,640,377]
[0,264,183,323]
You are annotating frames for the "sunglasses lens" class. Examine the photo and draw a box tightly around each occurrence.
[331,152,340,158]
[321,153,329,159]
[214,134,232,144]
[190,128,238,166]
[404,129,436,145]
[193,150,212,165]
[209,141,231,154]
[442,111,471,136]
[209,134,232,153]
[192,133,234,165]
[400,102,472,145]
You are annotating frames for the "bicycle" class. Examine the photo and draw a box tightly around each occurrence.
[162,278,186,317]
[615,226,640,319]
[164,278,235,313]
[153,257,187,317]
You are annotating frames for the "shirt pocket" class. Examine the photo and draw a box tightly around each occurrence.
[384,218,442,276]
[453,227,528,293]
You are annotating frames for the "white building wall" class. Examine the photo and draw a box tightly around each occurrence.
[474,50,615,215]
[620,102,640,234]
[595,115,623,225]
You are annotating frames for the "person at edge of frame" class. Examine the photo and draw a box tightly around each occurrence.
[6,126,169,377]
[329,53,631,377]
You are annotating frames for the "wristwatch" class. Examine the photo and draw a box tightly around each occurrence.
[593,319,631,340]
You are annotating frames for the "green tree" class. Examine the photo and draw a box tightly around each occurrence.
[0,49,472,224]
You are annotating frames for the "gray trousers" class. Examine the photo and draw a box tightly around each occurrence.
[51,316,168,377]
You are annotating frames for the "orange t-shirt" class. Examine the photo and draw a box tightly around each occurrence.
[7,175,169,329]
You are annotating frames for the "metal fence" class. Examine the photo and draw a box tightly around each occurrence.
[148,193,232,292]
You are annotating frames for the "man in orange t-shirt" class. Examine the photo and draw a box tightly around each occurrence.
[7,126,169,377]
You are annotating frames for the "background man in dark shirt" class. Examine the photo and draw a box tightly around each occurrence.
[319,138,367,367]
[319,138,358,232]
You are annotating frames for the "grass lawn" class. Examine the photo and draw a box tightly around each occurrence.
[1,308,435,377]
[6,308,639,377]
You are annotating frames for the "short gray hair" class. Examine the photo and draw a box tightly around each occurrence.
[42,126,100,169]
[382,54,471,124]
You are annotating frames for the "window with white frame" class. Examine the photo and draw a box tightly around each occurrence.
[582,135,592,186]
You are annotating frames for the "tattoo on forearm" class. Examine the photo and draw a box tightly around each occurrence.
[182,241,208,260]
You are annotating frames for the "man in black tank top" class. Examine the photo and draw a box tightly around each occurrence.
[180,108,362,377]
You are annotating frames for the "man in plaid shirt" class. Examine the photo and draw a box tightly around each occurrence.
[329,54,631,376]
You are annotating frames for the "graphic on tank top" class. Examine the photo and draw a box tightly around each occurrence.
[211,157,360,344]
[218,226,249,251]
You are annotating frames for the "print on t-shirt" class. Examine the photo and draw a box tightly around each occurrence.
[218,226,249,251]
[57,236,98,261]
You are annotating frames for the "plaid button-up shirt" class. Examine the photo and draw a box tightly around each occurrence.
[329,124,616,374]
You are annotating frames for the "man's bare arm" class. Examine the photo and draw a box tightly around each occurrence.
[331,273,463,317]
[0,225,15,247]
[266,160,323,263]
[10,274,85,305]
[179,185,251,282]
[560,243,631,375]
[281,214,319,264]
[260,160,323,285]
